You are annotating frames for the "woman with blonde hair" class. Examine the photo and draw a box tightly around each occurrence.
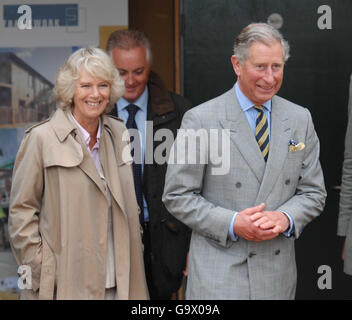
[8,47,148,300]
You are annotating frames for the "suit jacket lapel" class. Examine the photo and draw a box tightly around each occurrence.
[220,88,265,183]
[255,96,291,203]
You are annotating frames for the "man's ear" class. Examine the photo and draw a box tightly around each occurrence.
[231,55,241,76]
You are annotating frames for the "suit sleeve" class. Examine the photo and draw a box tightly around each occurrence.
[338,105,352,237]
[8,129,43,291]
[162,109,234,247]
[276,109,327,238]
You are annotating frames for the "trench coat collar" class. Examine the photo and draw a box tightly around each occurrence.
[50,108,121,148]
[49,108,115,203]
[50,107,77,142]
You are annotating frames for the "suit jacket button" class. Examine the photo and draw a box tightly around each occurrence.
[236,182,242,188]
[275,249,280,255]
[285,179,290,185]
[248,252,256,258]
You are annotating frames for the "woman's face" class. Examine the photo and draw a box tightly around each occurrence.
[72,68,111,124]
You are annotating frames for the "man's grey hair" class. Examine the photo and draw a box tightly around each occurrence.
[106,29,153,66]
[233,23,290,64]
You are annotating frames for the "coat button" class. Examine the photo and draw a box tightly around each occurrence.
[248,252,256,258]
[236,182,242,188]
[285,179,290,185]
[275,249,280,255]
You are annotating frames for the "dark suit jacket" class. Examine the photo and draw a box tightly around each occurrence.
[110,71,192,297]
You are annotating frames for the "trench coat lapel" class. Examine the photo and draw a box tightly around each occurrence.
[77,139,108,198]
[99,119,128,216]
[100,131,130,298]
[220,89,265,183]
[99,117,134,298]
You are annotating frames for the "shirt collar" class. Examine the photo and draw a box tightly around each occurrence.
[69,110,101,149]
[235,82,272,112]
[117,86,149,114]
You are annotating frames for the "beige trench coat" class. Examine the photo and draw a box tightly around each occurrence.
[8,108,149,299]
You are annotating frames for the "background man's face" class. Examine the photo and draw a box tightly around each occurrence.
[111,46,151,103]
[232,41,284,105]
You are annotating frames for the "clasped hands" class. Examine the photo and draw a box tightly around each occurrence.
[233,203,289,242]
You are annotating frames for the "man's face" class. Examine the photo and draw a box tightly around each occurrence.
[111,46,151,103]
[231,41,284,105]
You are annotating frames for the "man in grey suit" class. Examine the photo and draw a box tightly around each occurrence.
[162,23,326,299]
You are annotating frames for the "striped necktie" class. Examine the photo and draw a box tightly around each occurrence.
[254,105,269,162]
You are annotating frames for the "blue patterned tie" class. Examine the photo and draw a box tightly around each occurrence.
[126,104,144,224]
[254,105,269,162]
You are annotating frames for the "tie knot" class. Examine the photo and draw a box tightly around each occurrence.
[254,105,263,112]
[126,104,139,117]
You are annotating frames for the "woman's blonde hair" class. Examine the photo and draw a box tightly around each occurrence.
[55,47,125,112]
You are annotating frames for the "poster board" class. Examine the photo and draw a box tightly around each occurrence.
[0,0,127,211]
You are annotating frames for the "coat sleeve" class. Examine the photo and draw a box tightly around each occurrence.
[338,104,352,237]
[276,108,327,238]
[8,129,44,291]
[162,109,234,247]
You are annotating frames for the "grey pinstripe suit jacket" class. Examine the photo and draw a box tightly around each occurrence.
[162,86,326,299]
